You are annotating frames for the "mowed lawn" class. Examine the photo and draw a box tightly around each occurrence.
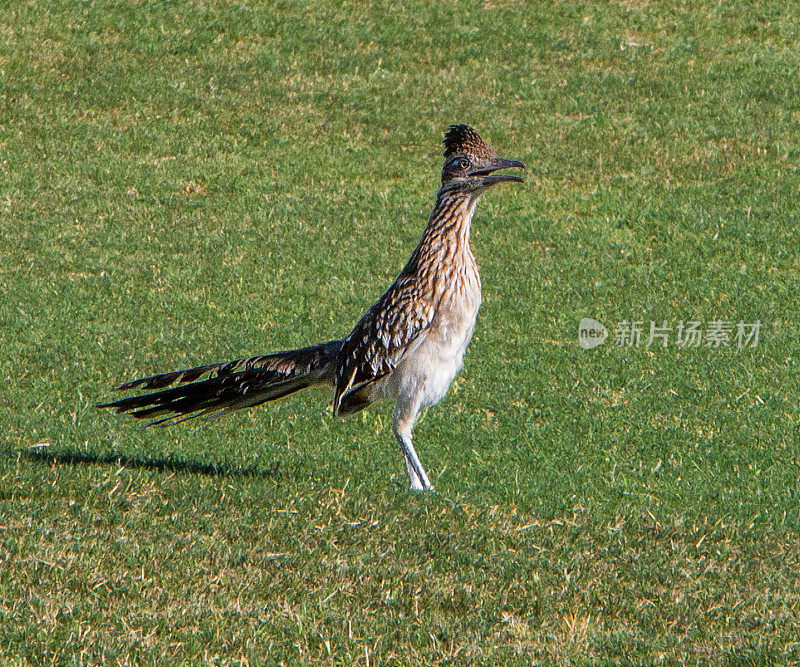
[1,0,799,662]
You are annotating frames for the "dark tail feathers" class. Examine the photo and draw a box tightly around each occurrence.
[97,340,342,427]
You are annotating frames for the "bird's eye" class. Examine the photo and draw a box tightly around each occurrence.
[456,158,470,171]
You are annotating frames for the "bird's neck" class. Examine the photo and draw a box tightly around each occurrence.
[420,190,480,252]
[405,191,480,285]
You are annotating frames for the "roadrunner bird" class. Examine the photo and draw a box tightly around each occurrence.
[98,125,525,491]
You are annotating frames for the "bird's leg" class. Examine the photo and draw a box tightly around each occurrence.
[392,399,432,491]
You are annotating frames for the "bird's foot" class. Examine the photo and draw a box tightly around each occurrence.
[409,480,434,492]
[405,459,433,491]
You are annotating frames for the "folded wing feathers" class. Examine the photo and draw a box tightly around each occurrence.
[332,277,435,415]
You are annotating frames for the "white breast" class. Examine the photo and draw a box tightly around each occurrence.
[375,256,482,409]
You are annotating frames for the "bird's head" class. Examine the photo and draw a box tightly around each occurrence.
[440,124,525,194]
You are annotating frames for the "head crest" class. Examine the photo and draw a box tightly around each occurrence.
[442,124,494,159]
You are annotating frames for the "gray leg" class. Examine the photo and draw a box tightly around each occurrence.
[392,399,432,491]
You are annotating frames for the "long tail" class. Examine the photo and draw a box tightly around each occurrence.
[97,340,342,426]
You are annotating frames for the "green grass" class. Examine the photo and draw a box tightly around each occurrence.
[1,0,799,661]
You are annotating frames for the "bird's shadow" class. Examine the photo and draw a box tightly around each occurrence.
[18,447,280,479]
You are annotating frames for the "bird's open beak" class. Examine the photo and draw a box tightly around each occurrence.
[470,157,526,185]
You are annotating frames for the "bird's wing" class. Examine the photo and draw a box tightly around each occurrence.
[333,274,435,415]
